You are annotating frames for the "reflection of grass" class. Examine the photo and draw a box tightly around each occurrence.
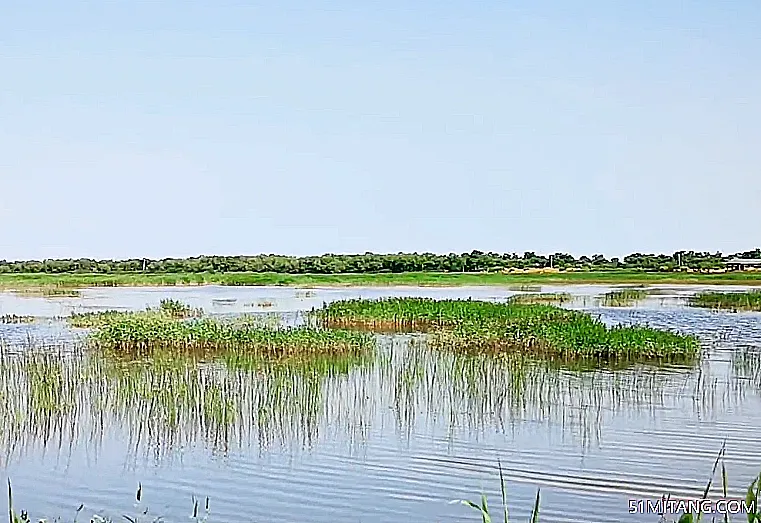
[732,348,761,391]
[0,341,375,465]
[689,291,761,312]
[386,338,697,445]
[0,333,707,466]
[316,298,699,364]
[506,293,571,305]
[602,288,648,307]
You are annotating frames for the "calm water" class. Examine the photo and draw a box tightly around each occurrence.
[1,285,760,523]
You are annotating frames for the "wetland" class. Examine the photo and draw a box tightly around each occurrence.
[0,284,759,522]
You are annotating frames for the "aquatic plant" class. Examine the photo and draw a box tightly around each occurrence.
[7,480,210,523]
[506,293,572,305]
[68,299,200,329]
[68,309,131,328]
[89,313,373,360]
[602,288,648,307]
[157,298,201,318]
[455,461,540,523]
[455,445,761,523]
[0,315,36,325]
[315,298,700,363]
[689,291,761,312]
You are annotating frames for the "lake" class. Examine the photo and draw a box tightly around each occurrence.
[1,284,759,522]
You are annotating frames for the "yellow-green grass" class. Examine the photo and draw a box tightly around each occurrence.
[2,270,761,292]
[689,290,761,312]
[315,298,700,363]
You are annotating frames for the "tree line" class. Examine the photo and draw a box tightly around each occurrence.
[0,249,758,274]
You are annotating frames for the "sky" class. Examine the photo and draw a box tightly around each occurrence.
[1,1,759,260]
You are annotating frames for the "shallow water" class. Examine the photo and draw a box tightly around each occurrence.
[0,285,760,523]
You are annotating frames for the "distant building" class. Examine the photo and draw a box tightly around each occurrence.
[724,258,761,271]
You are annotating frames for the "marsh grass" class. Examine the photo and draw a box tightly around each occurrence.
[506,293,572,305]
[9,287,81,298]
[69,299,370,362]
[602,288,648,307]
[315,298,699,363]
[69,299,202,329]
[41,288,81,298]
[68,309,130,328]
[90,313,373,360]
[0,315,36,325]
[689,291,761,312]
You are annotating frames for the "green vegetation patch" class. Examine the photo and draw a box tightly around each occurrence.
[69,299,372,360]
[689,290,761,312]
[315,298,699,363]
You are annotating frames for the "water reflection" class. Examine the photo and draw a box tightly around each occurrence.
[0,332,748,469]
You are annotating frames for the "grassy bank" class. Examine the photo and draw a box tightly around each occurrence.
[2,270,761,291]
[315,298,699,363]
[689,290,761,312]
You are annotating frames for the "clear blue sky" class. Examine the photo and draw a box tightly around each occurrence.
[1,1,759,260]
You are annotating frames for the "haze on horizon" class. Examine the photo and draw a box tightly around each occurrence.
[1,1,759,262]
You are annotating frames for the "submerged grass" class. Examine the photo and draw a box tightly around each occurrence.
[315,298,700,363]
[689,291,761,312]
